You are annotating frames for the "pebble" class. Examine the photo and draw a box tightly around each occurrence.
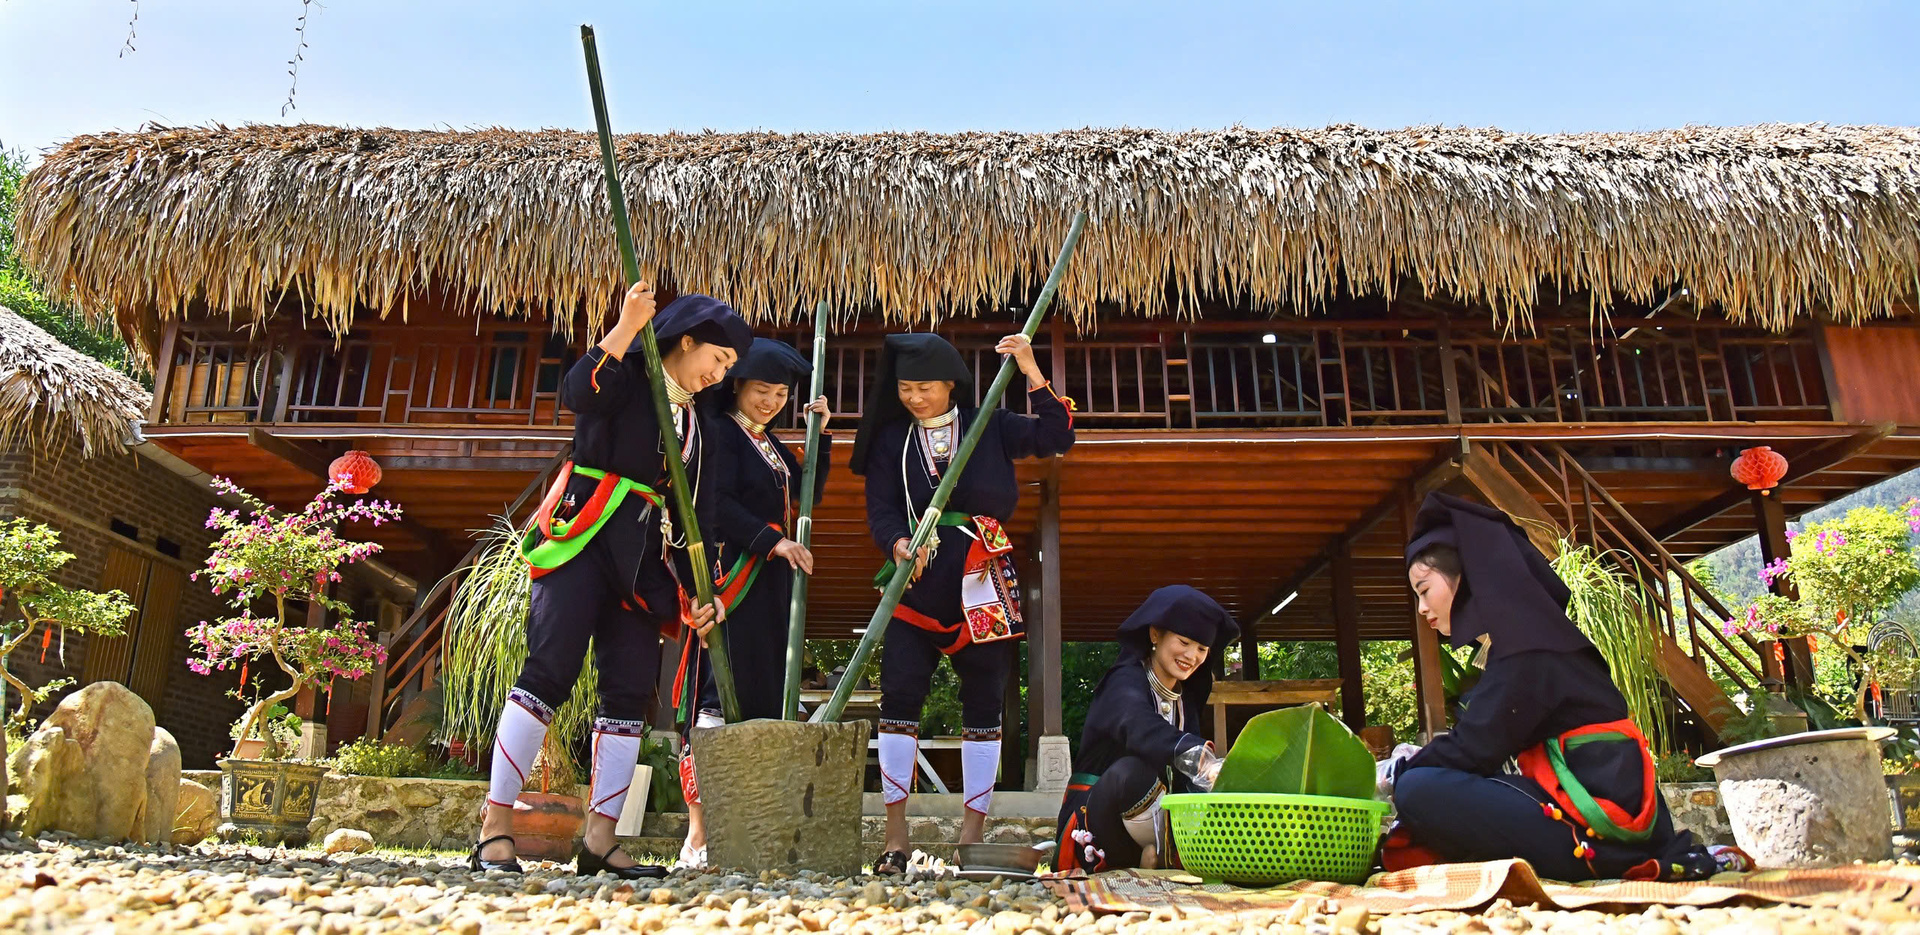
[0,833,1911,935]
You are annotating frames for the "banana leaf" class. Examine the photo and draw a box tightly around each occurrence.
[1213,704,1378,799]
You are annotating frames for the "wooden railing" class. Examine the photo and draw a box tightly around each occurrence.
[153,319,1836,431]
[1485,440,1767,702]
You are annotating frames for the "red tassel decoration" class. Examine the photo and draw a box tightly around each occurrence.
[39,625,52,664]
[239,661,248,688]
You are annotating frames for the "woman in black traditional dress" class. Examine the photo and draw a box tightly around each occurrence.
[1386,492,1724,881]
[1054,586,1236,873]
[472,283,749,879]
[854,332,1075,874]
[673,337,831,869]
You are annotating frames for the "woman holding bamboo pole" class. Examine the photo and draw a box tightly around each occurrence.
[471,282,750,879]
[853,332,1075,875]
[673,337,833,870]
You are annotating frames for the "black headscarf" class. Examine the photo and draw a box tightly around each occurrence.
[1102,585,1242,707]
[1404,491,1593,659]
[849,333,973,476]
[706,337,811,416]
[626,294,754,361]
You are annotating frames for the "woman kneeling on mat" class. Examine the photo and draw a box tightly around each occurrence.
[1385,492,1725,881]
[1055,585,1236,872]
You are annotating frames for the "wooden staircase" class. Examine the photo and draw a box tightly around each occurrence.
[368,447,572,742]
[1460,441,1762,740]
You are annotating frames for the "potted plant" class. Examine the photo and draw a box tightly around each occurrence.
[229,701,303,760]
[187,476,400,844]
[439,516,593,859]
[1701,501,1920,866]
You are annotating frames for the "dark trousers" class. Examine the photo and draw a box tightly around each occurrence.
[1083,756,1164,870]
[693,555,795,722]
[878,622,1015,732]
[513,537,665,724]
[1394,766,1686,881]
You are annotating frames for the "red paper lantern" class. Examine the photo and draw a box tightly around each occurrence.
[328,449,383,494]
[1730,446,1787,492]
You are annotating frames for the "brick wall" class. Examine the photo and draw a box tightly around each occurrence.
[0,433,244,767]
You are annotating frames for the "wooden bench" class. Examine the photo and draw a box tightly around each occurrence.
[1207,679,1343,748]
[798,689,954,793]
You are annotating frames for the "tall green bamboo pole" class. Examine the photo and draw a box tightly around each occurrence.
[782,301,831,719]
[811,211,1087,724]
[580,25,740,723]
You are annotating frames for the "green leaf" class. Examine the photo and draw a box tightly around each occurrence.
[1213,704,1377,799]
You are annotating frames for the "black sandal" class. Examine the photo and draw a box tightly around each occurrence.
[469,834,522,873]
[873,848,911,876]
[575,842,668,880]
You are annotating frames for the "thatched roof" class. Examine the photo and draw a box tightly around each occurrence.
[0,305,148,456]
[16,123,1920,346]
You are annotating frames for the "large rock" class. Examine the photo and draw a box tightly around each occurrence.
[13,682,157,840]
[142,728,181,844]
[173,778,219,845]
[691,718,870,876]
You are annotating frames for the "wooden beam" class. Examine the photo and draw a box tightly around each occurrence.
[376,456,567,473]
[247,427,334,480]
[1652,423,1897,541]
[1331,540,1367,731]
[1258,437,1470,623]
[1459,443,1564,557]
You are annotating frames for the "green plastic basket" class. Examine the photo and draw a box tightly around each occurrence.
[1162,792,1390,885]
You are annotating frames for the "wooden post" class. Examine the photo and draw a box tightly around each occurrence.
[148,321,180,424]
[1240,620,1260,680]
[1002,648,1023,790]
[1753,489,1815,688]
[1035,464,1064,739]
[1331,539,1367,731]
[1027,468,1072,793]
[1437,318,1462,424]
[1025,539,1045,766]
[365,632,392,741]
[1402,490,1448,739]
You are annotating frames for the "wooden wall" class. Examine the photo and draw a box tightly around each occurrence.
[1820,323,1920,424]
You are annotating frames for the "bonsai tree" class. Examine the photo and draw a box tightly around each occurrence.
[0,518,136,726]
[1725,500,1920,723]
[186,477,400,759]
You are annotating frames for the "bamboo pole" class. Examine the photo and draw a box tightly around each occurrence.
[580,25,740,723]
[811,211,1087,724]
[783,301,831,719]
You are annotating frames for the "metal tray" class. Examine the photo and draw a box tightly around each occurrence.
[954,842,1055,875]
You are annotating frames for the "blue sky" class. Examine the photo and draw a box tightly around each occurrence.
[3,1,1917,158]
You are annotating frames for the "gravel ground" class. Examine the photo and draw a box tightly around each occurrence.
[4,832,1918,935]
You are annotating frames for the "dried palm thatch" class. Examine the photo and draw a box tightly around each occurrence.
[16,123,1920,348]
[0,305,148,456]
